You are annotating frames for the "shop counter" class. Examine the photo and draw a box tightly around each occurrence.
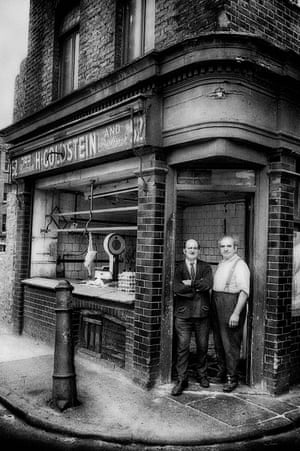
[21,277,135,368]
[22,277,135,305]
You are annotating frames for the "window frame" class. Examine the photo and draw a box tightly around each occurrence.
[2,214,6,234]
[58,26,80,98]
[3,183,8,204]
[4,151,9,173]
[122,0,155,65]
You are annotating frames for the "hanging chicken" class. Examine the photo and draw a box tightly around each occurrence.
[84,232,97,278]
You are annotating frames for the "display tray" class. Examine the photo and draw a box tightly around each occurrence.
[21,277,135,304]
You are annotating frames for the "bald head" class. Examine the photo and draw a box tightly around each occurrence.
[184,239,200,262]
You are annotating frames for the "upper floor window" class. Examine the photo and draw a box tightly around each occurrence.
[2,214,6,234]
[4,151,9,172]
[58,4,80,97]
[3,183,8,204]
[122,0,155,64]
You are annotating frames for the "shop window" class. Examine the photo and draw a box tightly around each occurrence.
[121,0,155,64]
[58,4,80,97]
[3,183,8,204]
[30,181,138,284]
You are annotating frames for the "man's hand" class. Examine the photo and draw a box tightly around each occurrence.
[229,312,240,328]
[182,280,192,286]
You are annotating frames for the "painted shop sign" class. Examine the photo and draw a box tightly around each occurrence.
[11,114,145,179]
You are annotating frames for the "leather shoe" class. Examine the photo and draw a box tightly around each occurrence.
[198,376,210,388]
[171,380,188,396]
[223,377,238,393]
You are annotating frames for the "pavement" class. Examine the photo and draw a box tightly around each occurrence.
[1,322,300,451]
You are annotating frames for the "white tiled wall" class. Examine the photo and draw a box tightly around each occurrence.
[176,202,246,264]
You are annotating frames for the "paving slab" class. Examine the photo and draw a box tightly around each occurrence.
[1,324,300,449]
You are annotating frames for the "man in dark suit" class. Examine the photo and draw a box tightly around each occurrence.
[171,239,213,396]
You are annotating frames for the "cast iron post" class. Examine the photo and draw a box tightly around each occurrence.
[52,280,78,411]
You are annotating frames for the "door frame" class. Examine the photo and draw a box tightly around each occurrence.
[160,166,268,389]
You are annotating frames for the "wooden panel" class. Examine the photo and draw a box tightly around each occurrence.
[80,314,103,354]
[79,312,126,367]
[102,317,126,368]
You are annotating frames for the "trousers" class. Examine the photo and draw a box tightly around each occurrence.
[211,291,246,379]
[174,316,210,381]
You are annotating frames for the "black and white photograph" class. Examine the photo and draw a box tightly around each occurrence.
[1,1,300,450]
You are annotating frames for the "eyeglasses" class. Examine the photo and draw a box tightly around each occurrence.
[186,247,199,250]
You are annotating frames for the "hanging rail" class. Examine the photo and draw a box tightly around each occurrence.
[57,226,137,233]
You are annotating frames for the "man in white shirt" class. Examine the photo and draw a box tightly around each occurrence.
[211,235,250,392]
[172,239,213,396]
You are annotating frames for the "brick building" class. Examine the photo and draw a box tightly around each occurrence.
[1,0,300,395]
[0,138,14,322]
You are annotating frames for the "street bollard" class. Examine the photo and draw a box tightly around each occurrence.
[52,280,78,411]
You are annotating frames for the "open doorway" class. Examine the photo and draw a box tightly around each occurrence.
[172,188,253,386]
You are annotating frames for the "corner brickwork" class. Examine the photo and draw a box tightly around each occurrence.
[133,160,167,387]
[265,151,296,394]
[226,0,300,54]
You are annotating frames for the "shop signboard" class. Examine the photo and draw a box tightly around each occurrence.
[11,114,145,179]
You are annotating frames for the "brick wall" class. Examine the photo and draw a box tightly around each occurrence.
[265,151,296,394]
[156,0,300,53]
[12,183,33,334]
[134,165,166,387]
[22,0,116,118]
[79,0,115,86]
[0,189,17,323]
[16,0,300,121]
[13,58,27,122]
[226,0,300,53]
[177,203,246,265]
[23,0,54,116]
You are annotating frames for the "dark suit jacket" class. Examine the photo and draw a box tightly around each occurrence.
[173,260,213,318]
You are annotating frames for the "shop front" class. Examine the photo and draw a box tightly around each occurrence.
[4,35,300,394]
[160,145,268,389]
[9,95,168,383]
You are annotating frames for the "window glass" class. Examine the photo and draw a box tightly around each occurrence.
[144,0,155,53]
[4,152,9,172]
[58,4,80,98]
[3,183,8,203]
[123,0,155,64]
[2,214,6,233]
[129,0,142,61]
[59,29,79,97]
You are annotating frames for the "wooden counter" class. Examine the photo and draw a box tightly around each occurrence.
[22,277,135,305]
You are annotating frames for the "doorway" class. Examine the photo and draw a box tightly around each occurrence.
[172,188,253,385]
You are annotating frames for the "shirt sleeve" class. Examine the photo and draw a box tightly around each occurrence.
[235,260,250,296]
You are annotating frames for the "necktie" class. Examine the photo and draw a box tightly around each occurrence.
[190,263,195,281]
